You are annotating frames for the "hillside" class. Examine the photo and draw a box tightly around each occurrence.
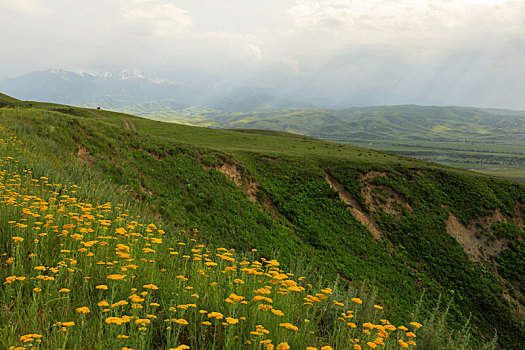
[0,93,19,105]
[121,104,525,183]
[1,96,524,349]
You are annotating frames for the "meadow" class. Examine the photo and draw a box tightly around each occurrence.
[1,95,524,348]
[1,127,425,350]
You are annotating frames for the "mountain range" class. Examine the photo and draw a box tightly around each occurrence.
[0,68,309,111]
[2,69,525,182]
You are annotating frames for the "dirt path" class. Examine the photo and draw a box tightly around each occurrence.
[88,110,107,118]
[123,119,137,131]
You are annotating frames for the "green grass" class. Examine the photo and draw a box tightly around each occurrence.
[2,138,425,349]
[476,169,525,184]
[0,93,19,105]
[0,97,524,348]
[116,103,525,182]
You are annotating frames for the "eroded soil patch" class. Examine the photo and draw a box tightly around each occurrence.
[325,172,382,239]
[75,138,94,164]
[360,171,413,216]
[445,212,510,262]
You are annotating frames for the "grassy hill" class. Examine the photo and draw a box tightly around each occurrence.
[119,103,525,183]
[0,93,19,106]
[1,96,524,349]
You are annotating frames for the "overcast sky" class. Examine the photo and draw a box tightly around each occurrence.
[1,0,524,109]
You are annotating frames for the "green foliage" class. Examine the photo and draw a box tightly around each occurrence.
[496,240,525,294]
[116,102,525,182]
[491,222,524,239]
[1,97,525,349]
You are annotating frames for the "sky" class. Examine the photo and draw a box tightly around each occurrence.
[1,0,525,109]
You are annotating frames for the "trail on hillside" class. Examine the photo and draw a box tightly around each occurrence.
[123,119,137,131]
[87,109,107,118]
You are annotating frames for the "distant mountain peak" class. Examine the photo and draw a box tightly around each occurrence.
[45,68,79,81]
[70,68,113,81]
[39,68,174,85]
[115,68,146,80]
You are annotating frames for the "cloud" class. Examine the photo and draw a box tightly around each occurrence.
[119,0,193,37]
[1,0,525,108]
[0,0,56,16]
[287,0,524,44]
[244,44,262,61]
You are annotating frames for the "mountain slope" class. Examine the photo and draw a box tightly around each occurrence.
[125,104,525,182]
[0,92,19,106]
[1,96,524,348]
[0,69,306,111]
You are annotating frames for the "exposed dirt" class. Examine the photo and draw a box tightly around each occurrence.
[445,212,510,262]
[361,170,387,182]
[216,163,258,203]
[360,171,413,216]
[123,119,137,131]
[444,207,525,316]
[75,139,94,164]
[325,172,382,239]
[140,183,153,196]
[88,109,107,118]
[203,161,259,203]
[446,214,484,262]
[261,155,281,162]
[472,208,507,227]
[201,159,293,227]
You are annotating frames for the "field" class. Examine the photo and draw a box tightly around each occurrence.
[0,96,524,349]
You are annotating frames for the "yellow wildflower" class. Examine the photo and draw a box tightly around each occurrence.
[76,306,90,314]
[143,284,158,290]
[279,323,298,331]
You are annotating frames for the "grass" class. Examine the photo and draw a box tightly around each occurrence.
[0,98,524,348]
[116,103,525,183]
[1,128,429,350]
[476,169,525,184]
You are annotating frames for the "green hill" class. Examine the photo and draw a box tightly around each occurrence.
[119,103,525,183]
[1,96,524,349]
[0,92,19,106]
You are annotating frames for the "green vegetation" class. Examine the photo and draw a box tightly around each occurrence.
[496,240,525,294]
[0,142,427,349]
[118,103,525,183]
[0,93,19,106]
[1,96,524,348]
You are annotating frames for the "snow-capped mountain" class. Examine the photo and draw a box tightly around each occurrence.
[0,68,186,108]
[45,68,173,85]
[0,68,309,111]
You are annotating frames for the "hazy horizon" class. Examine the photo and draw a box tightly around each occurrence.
[1,1,524,110]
